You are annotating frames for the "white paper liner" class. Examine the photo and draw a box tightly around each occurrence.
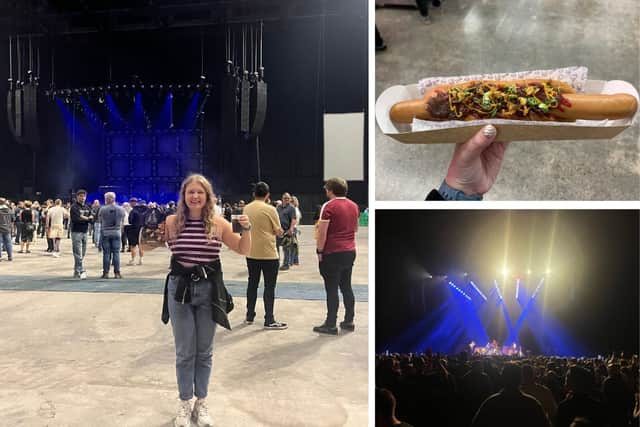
[411,67,637,132]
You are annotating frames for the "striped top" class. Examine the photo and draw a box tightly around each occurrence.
[168,219,222,264]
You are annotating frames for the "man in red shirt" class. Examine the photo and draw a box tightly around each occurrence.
[314,177,360,335]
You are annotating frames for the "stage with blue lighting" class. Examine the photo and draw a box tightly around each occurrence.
[382,273,584,357]
[375,210,639,358]
[51,84,208,203]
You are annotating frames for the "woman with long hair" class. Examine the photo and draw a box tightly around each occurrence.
[162,174,251,427]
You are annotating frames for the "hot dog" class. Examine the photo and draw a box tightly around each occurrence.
[389,79,638,123]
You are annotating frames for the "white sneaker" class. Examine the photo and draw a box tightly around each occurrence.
[80,272,87,280]
[174,399,192,427]
[52,252,60,258]
[136,257,143,265]
[191,398,213,427]
[127,258,135,266]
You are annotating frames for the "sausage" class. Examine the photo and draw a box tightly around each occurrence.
[389,79,638,123]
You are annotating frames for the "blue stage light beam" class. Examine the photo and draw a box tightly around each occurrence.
[531,278,545,300]
[525,297,587,356]
[469,280,488,301]
[494,280,504,301]
[181,92,201,129]
[513,277,545,339]
[449,281,472,301]
[155,93,174,129]
[105,94,127,129]
[78,95,103,131]
[132,93,146,130]
[516,278,520,301]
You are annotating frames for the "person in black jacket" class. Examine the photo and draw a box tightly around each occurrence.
[127,197,148,266]
[70,189,93,279]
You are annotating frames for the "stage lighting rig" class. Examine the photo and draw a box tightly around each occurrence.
[448,282,472,301]
[469,281,487,301]
[45,79,212,132]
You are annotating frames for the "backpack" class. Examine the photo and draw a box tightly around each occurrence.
[144,209,159,230]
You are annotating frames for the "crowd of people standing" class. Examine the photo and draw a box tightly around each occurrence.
[376,351,640,427]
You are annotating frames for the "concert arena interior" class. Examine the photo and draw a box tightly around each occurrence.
[376,209,639,427]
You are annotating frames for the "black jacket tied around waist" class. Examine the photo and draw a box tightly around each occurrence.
[161,256,234,330]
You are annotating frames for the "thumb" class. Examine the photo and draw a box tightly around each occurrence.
[459,125,498,159]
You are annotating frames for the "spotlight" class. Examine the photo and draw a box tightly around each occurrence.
[200,75,206,81]
[526,269,532,275]
[501,267,509,277]
[463,272,468,277]
[546,268,552,275]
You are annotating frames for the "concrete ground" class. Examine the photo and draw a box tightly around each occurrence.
[0,225,368,426]
[376,0,640,200]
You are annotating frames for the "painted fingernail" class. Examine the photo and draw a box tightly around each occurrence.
[483,125,497,138]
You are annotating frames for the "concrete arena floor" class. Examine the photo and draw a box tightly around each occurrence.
[376,0,640,200]
[0,226,368,426]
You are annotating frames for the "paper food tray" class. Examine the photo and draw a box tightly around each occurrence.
[376,77,638,144]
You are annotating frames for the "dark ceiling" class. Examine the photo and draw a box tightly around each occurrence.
[1,0,349,36]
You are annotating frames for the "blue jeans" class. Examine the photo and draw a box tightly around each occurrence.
[0,232,12,259]
[71,232,88,275]
[101,233,121,273]
[283,244,294,267]
[93,223,102,248]
[14,222,22,244]
[167,276,217,401]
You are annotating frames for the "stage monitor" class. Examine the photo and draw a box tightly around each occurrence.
[323,112,364,181]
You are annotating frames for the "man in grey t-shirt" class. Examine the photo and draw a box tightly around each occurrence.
[98,192,126,279]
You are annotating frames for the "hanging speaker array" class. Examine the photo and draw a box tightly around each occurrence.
[223,21,267,138]
[7,35,41,148]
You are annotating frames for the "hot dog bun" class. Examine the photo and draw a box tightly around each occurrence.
[389,79,637,123]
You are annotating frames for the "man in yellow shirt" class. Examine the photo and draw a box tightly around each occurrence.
[243,182,287,330]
